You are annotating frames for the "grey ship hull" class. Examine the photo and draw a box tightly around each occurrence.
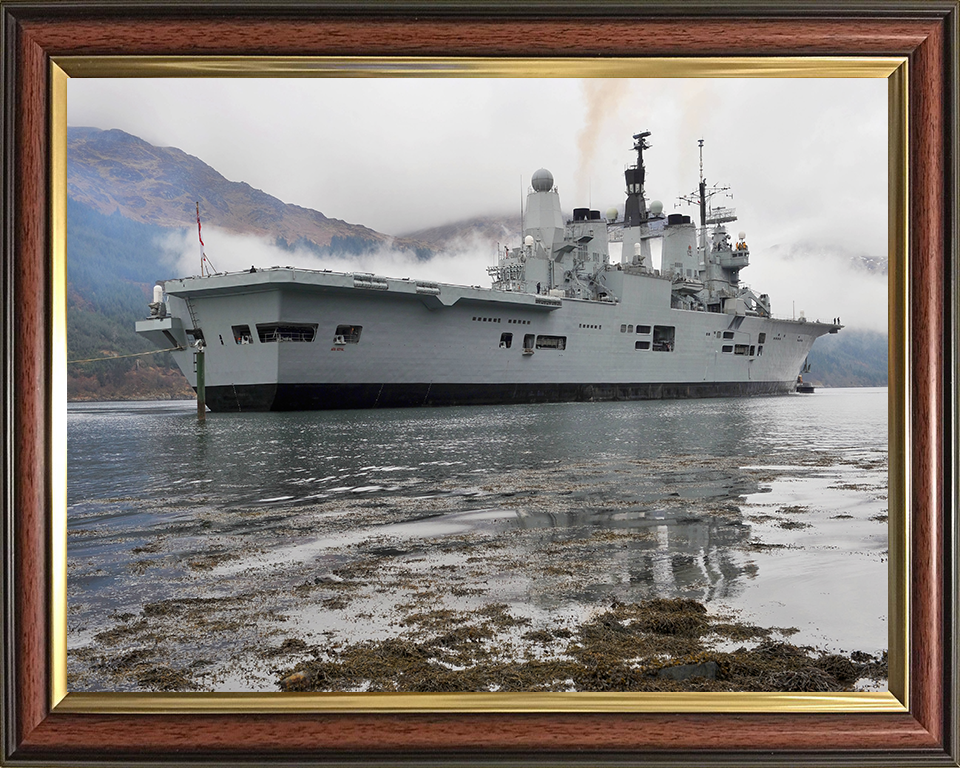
[137,268,835,413]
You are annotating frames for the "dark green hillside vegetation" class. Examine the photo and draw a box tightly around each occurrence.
[804,329,887,388]
[67,198,194,401]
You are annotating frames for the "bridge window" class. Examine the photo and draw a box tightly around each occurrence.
[722,345,733,353]
[637,325,651,334]
[635,341,650,350]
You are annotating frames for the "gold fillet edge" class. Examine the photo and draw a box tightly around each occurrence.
[52,55,906,79]
[886,60,909,710]
[55,691,906,715]
[50,62,69,709]
[48,56,909,714]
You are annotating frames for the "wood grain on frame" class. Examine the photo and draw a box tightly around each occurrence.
[3,4,956,765]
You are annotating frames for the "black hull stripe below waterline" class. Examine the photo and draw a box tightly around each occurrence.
[199,381,798,412]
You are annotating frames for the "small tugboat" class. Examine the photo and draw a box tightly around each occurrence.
[795,359,816,393]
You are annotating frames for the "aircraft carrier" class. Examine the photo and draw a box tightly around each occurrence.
[136,132,840,412]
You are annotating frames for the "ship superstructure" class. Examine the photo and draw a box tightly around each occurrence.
[137,133,840,412]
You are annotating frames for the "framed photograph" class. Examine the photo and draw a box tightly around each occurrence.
[2,2,957,765]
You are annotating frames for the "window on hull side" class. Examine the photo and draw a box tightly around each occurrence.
[499,333,513,349]
[333,324,362,344]
[256,323,319,343]
[232,325,253,344]
[535,335,566,350]
[652,325,675,352]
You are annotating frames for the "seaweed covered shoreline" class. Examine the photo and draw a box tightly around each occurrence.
[67,396,889,694]
[276,598,886,694]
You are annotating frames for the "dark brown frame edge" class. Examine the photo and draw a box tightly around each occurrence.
[1,1,957,766]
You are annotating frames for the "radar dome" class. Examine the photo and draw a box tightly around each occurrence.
[524,235,534,246]
[738,231,746,240]
[606,207,618,222]
[649,200,663,216]
[531,168,554,192]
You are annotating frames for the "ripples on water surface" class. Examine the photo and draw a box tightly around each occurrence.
[67,389,888,691]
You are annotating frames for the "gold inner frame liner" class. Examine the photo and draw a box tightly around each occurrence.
[49,56,908,715]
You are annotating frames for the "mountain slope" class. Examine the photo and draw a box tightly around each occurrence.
[68,127,430,256]
[804,329,888,388]
[402,215,522,249]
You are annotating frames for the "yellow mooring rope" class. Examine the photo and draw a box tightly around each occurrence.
[67,346,183,364]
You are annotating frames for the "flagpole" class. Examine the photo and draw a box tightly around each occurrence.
[196,201,205,276]
[196,201,217,276]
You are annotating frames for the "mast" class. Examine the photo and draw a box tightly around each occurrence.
[623,131,650,227]
[679,139,729,259]
[697,138,707,228]
[622,131,653,266]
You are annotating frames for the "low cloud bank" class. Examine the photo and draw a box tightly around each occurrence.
[745,243,887,333]
[158,228,887,334]
[158,227,504,288]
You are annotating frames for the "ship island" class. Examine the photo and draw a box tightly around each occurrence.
[136,132,840,412]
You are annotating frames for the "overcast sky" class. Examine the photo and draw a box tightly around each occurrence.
[68,77,888,330]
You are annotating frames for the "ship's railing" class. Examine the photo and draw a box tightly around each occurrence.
[261,329,316,343]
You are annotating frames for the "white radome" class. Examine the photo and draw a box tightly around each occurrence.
[531,168,554,192]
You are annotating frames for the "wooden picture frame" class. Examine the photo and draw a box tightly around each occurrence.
[2,2,957,765]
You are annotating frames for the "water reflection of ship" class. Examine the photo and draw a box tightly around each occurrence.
[514,505,753,604]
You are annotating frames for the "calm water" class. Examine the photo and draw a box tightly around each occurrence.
[67,389,888,690]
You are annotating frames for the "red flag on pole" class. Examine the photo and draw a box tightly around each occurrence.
[196,202,204,246]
